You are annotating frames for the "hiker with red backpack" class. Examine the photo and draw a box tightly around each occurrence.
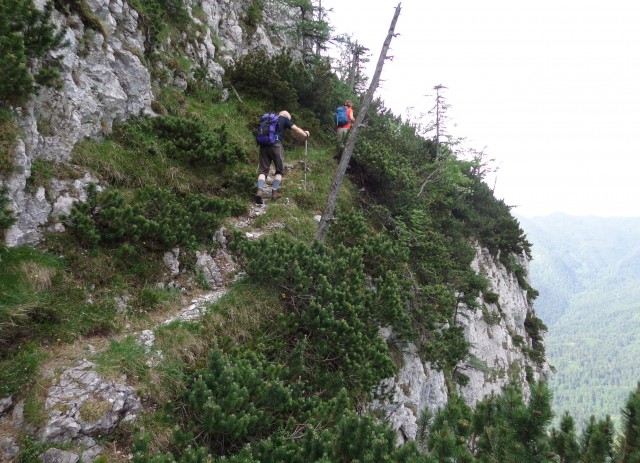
[335,100,356,137]
[254,110,310,204]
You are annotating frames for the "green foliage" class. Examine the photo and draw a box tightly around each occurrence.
[135,346,434,463]
[16,435,50,463]
[248,412,432,463]
[127,0,191,46]
[25,158,55,193]
[483,291,500,305]
[0,29,554,462]
[472,381,554,463]
[151,116,247,165]
[500,253,538,302]
[326,209,409,280]
[181,348,307,455]
[0,245,118,347]
[131,285,174,313]
[524,310,548,365]
[94,337,150,384]
[74,111,253,196]
[0,342,45,396]
[0,185,16,232]
[617,384,640,463]
[521,215,640,428]
[231,232,405,398]
[53,0,106,35]
[243,0,264,32]
[455,176,532,259]
[0,108,19,174]
[579,415,615,463]
[0,245,136,395]
[269,0,331,62]
[0,246,63,343]
[550,412,581,463]
[226,51,303,113]
[226,51,352,131]
[415,382,640,463]
[431,325,471,372]
[0,0,67,105]
[66,183,244,250]
[425,395,475,462]
[351,101,530,267]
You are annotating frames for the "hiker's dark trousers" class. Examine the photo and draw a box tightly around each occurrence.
[258,141,284,176]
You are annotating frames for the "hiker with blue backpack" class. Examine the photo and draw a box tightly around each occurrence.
[335,100,355,137]
[254,110,310,204]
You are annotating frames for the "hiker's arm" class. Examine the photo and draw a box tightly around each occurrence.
[291,124,310,138]
[349,109,355,122]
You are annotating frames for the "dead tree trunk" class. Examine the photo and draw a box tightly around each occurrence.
[316,3,402,242]
[349,40,359,92]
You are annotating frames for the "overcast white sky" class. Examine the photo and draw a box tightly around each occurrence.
[321,0,640,218]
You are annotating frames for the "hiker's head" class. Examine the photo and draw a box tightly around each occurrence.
[279,110,292,119]
[345,100,352,108]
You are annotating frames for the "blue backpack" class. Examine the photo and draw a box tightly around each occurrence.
[335,106,348,127]
[254,113,280,146]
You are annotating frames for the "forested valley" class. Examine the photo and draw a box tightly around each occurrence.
[519,214,640,428]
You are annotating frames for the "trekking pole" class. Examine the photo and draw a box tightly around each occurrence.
[304,138,308,191]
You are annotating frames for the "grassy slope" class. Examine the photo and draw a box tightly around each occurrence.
[0,88,363,457]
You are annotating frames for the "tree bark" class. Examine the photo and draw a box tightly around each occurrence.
[316,3,402,242]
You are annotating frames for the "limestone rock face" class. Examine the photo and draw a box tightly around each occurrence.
[457,244,551,405]
[2,0,295,247]
[375,244,550,442]
[374,337,448,445]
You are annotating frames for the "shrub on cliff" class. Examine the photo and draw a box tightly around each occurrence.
[0,0,67,105]
[66,184,245,250]
[0,186,16,232]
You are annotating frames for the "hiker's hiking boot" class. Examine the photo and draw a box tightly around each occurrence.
[271,190,282,200]
[255,189,264,205]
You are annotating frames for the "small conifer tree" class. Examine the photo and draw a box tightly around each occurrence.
[618,384,640,463]
[473,381,554,463]
[580,415,615,463]
[550,412,581,463]
[425,395,475,462]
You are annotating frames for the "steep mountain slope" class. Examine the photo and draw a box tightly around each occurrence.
[518,214,640,425]
[0,0,550,461]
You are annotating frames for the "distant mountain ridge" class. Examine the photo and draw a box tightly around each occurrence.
[517,213,640,426]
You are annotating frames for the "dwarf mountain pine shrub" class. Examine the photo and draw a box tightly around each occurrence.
[53,0,106,35]
[0,185,16,232]
[231,232,407,399]
[134,346,434,462]
[0,108,19,175]
[226,51,353,130]
[66,184,244,250]
[126,0,191,48]
[0,0,67,105]
[550,412,581,463]
[472,381,554,462]
[151,116,247,166]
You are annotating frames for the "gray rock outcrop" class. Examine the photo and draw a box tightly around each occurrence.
[375,244,550,442]
[42,360,140,443]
